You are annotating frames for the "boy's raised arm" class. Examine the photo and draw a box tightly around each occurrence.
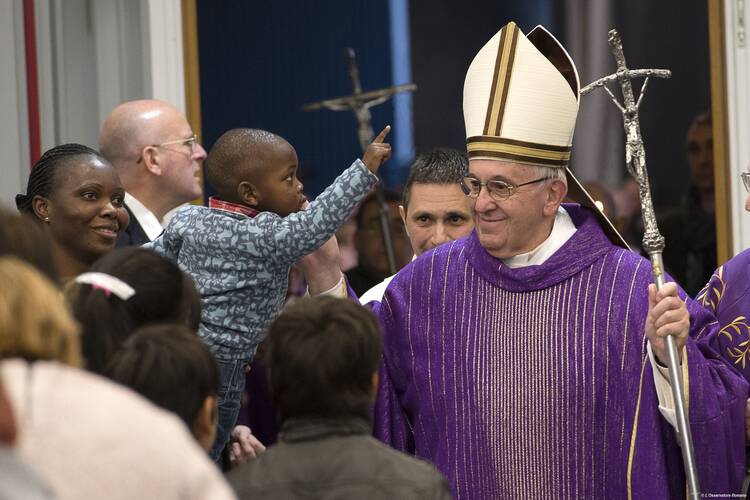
[267,126,391,265]
[362,125,391,173]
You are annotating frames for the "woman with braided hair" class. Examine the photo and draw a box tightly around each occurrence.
[16,144,129,281]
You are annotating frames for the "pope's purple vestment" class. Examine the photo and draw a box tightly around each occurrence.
[373,205,747,499]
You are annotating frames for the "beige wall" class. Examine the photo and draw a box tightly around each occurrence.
[0,0,185,209]
[0,0,30,210]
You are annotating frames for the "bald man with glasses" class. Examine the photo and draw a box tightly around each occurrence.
[99,100,207,247]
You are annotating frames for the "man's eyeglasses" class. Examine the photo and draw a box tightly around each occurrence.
[460,176,547,201]
[136,134,199,163]
[156,134,199,152]
[741,171,750,193]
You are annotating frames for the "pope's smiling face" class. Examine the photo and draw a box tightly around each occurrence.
[468,160,566,260]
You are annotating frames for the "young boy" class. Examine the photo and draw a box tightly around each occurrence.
[147,126,390,460]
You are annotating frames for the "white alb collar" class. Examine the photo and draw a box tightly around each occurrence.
[502,207,577,269]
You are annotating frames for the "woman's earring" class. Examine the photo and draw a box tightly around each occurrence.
[43,217,50,223]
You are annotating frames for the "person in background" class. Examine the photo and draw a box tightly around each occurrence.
[104,324,223,452]
[360,148,473,304]
[99,99,207,247]
[0,257,235,500]
[336,219,359,271]
[345,190,413,296]
[696,167,750,438]
[0,207,58,282]
[66,246,201,374]
[0,378,54,500]
[661,112,716,294]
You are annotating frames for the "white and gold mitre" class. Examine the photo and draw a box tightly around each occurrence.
[463,21,579,167]
[463,21,628,248]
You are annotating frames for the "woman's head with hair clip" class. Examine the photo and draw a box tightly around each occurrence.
[66,247,201,373]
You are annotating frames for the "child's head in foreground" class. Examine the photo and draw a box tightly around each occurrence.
[206,128,307,217]
[266,295,382,422]
[103,323,220,451]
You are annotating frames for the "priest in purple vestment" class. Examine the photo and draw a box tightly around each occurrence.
[371,21,748,499]
[697,170,750,427]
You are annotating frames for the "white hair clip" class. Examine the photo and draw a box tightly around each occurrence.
[75,272,136,301]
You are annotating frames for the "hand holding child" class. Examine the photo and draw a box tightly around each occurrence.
[295,201,344,294]
[297,234,343,295]
[362,125,392,173]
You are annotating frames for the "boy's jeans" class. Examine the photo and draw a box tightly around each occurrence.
[209,357,246,462]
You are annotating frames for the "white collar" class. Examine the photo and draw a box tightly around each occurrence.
[124,193,164,241]
[502,207,577,269]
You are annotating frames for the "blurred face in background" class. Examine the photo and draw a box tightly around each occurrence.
[686,121,713,193]
[354,200,412,279]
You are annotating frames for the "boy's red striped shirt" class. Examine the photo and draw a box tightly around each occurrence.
[208,197,259,218]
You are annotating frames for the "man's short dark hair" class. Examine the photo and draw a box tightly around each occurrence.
[266,296,381,421]
[103,324,219,428]
[689,111,711,131]
[402,148,468,209]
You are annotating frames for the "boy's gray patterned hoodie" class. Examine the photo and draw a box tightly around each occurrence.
[147,159,378,361]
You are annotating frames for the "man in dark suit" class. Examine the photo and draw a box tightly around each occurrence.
[117,204,150,247]
[99,100,207,247]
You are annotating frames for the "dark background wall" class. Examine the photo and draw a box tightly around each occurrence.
[197,0,396,198]
[196,0,712,210]
[610,1,712,209]
[196,0,556,199]
[408,0,555,153]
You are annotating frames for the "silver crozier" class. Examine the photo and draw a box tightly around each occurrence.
[581,29,699,498]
